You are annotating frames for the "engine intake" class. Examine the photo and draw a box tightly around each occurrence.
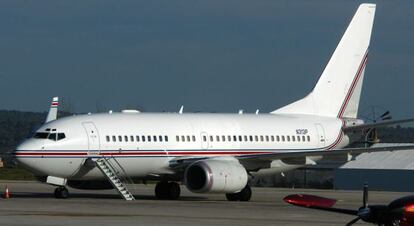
[184,159,248,193]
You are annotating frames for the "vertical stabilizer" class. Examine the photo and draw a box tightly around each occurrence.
[272,4,375,118]
[45,97,59,123]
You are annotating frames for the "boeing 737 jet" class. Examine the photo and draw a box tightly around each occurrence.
[13,4,414,201]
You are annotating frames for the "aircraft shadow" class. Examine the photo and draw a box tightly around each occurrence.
[7,192,209,201]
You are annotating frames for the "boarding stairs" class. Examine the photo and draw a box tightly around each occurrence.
[95,158,135,201]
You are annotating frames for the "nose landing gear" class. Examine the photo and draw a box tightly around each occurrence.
[54,186,69,199]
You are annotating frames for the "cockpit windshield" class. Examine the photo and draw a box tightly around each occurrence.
[33,129,66,141]
[33,132,49,139]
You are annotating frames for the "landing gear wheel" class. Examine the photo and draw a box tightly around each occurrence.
[155,182,181,200]
[225,193,239,201]
[54,186,69,199]
[238,185,252,201]
[225,185,252,202]
[155,182,169,199]
[167,182,181,200]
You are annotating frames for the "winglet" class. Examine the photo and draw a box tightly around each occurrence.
[45,97,59,123]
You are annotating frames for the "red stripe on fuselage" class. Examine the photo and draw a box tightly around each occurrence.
[337,51,368,118]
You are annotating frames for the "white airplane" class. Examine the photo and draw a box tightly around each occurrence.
[13,4,414,201]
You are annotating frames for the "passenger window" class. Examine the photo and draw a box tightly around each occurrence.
[176,135,180,142]
[112,136,116,142]
[210,136,214,142]
[142,136,146,142]
[228,135,231,141]
[238,135,242,142]
[233,135,237,142]
[281,136,285,142]
[255,136,258,142]
[292,136,295,142]
[271,136,275,142]
[265,136,269,142]
[297,136,301,142]
[181,135,185,142]
[276,135,280,142]
[249,135,253,142]
[148,136,151,142]
[260,136,264,142]
[153,136,157,142]
[307,135,311,142]
[203,136,207,142]
[106,136,110,142]
[216,135,220,142]
[165,136,169,142]
[118,136,122,142]
[186,135,190,142]
[222,135,226,142]
[192,135,196,142]
[136,136,140,142]
[302,136,305,142]
[159,136,163,142]
[244,135,248,142]
[125,136,128,142]
[130,136,134,142]
[287,136,290,142]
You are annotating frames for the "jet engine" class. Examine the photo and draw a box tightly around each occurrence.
[184,159,248,193]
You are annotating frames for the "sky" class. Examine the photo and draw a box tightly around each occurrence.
[0,0,413,119]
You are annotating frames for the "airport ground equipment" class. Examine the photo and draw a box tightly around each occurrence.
[95,158,135,201]
[284,184,414,226]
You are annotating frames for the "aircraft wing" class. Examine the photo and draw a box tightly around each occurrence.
[343,117,414,132]
[168,144,414,171]
[236,144,414,162]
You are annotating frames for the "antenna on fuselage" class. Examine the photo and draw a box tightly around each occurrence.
[255,109,260,114]
[179,105,184,114]
[45,97,59,123]
[238,109,244,114]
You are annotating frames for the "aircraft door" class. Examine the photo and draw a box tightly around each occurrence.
[82,122,100,155]
[315,123,326,148]
[200,132,209,150]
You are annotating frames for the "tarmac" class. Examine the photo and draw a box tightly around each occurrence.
[0,181,411,226]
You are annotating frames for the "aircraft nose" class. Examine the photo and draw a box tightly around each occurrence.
[13,139,41,166]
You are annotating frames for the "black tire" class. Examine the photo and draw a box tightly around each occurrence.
[54,187,62,199]
[155,182,169,199]
[238,185,252,202]
[60,187,69,199]
[226,193,240,201]
[167,182,181,200]
[54,187,69,199]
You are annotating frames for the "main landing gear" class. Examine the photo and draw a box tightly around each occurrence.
[54,186,69,199]
[226,185,252,201]
[155,181,181,200]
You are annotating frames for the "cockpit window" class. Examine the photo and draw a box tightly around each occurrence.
[48,133,57,141]
[33,131,66,141]
[33,132,49,139]
[57,133,66,140]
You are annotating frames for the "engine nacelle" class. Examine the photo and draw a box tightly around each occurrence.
[184,159,248,193]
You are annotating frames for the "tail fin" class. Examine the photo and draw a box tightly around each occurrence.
[272,4,376,118]
[45,97,59,123]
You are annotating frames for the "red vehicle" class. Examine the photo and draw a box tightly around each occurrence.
[284,185,414,226]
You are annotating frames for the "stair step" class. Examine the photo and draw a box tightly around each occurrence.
[96,158,134,201]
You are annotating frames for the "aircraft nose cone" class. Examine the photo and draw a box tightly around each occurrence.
[13,139,43,169]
